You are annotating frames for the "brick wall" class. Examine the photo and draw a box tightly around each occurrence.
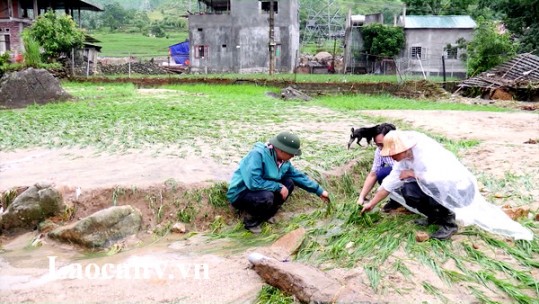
[0,21,23,54]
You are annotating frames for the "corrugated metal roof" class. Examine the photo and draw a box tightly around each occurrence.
[404,15,476,29]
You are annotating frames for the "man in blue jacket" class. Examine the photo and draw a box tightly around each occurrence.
[227,131,330,233]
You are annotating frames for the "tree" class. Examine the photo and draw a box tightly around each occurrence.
[465,17,516,76]
[361,24,405,58]
[403,0,477,15]
[25,11,85,61]
[101,2,128,31]
[491,0,539,55]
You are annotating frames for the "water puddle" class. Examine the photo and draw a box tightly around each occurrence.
[0,232,264,303]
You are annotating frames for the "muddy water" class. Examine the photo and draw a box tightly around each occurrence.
[0,232,264,303]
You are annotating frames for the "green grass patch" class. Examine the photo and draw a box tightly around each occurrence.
[256,285,295,304]
[85,73,458,84]
[0,82,408,170]
[92,31,188,58]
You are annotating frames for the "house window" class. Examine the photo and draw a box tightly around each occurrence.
[0,35,11,53]
[410,46,423,59]
[446,46,458,59]
[195,45,208,59]
[260,1,278,13]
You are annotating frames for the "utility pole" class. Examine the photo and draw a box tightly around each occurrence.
[268,0,275,75]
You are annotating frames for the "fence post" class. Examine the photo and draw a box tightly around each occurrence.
[71,48,75,77]
[417,54,426,80]
[86,53,90,77]
[442,55,446,88]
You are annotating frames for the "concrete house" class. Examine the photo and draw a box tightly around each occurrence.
[397,15,476,78]
[188,0,299,73]
[0,0,102,57]
[342,11,384,74]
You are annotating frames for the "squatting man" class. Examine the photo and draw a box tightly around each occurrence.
[227,131,330,234]
[359,130,533,241]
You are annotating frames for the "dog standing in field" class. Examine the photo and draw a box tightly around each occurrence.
[347,125,379,149]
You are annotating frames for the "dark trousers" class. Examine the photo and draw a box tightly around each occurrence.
[232,178,295,228]
[401,181,457,227]
[376,166,392,184]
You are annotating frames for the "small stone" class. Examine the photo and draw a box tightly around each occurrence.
[171,222,187,234]
[415,231,429,242]
[535,213,539,221]
[473,243,480,249]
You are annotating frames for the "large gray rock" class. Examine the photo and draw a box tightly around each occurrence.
[0,68,71,108]
[49,205,142,248]
[281,86,312,101]
[248,253,372,303]
[0,183,65,231]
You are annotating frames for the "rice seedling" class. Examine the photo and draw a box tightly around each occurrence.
[205,182,229,208]
[111,186,127,206]
[422,281,450,303]
[469,286,500,304]
[256,285,295,304]
[0,188,20,208]
[176,203,196,223]
[365,264,381,292]
[393,259,413,278]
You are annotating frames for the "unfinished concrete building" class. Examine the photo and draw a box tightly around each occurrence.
[188,0,299,73]
[342,11,384,74]
[0,0,102,56]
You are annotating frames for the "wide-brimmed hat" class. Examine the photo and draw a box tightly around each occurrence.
[269,131,302,156]
[380,131,416,156]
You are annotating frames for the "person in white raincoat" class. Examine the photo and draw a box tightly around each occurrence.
[360,130,533,241]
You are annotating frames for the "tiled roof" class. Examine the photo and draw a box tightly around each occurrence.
[459,53,539,89]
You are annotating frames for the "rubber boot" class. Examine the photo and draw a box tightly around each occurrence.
[382,199,402,213]
[430,212,458,240]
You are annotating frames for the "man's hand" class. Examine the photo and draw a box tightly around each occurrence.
[356,196,365,206]
[280,185,289,200]
[361,201,376,214]
[320,191,330,203]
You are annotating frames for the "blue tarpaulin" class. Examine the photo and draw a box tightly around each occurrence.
[169,40,190,65]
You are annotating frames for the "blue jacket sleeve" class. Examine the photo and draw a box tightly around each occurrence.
[284,164,324,196]
[240,150,282,192]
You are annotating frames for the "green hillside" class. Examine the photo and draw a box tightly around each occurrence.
[89,0,404,15]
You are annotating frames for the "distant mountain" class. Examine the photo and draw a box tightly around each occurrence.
[89,0,172,11]
[91,0,404,15]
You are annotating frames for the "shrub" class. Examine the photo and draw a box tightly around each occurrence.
[22,30,43,67]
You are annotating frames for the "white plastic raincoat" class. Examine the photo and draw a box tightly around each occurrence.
[381,131,533,241]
